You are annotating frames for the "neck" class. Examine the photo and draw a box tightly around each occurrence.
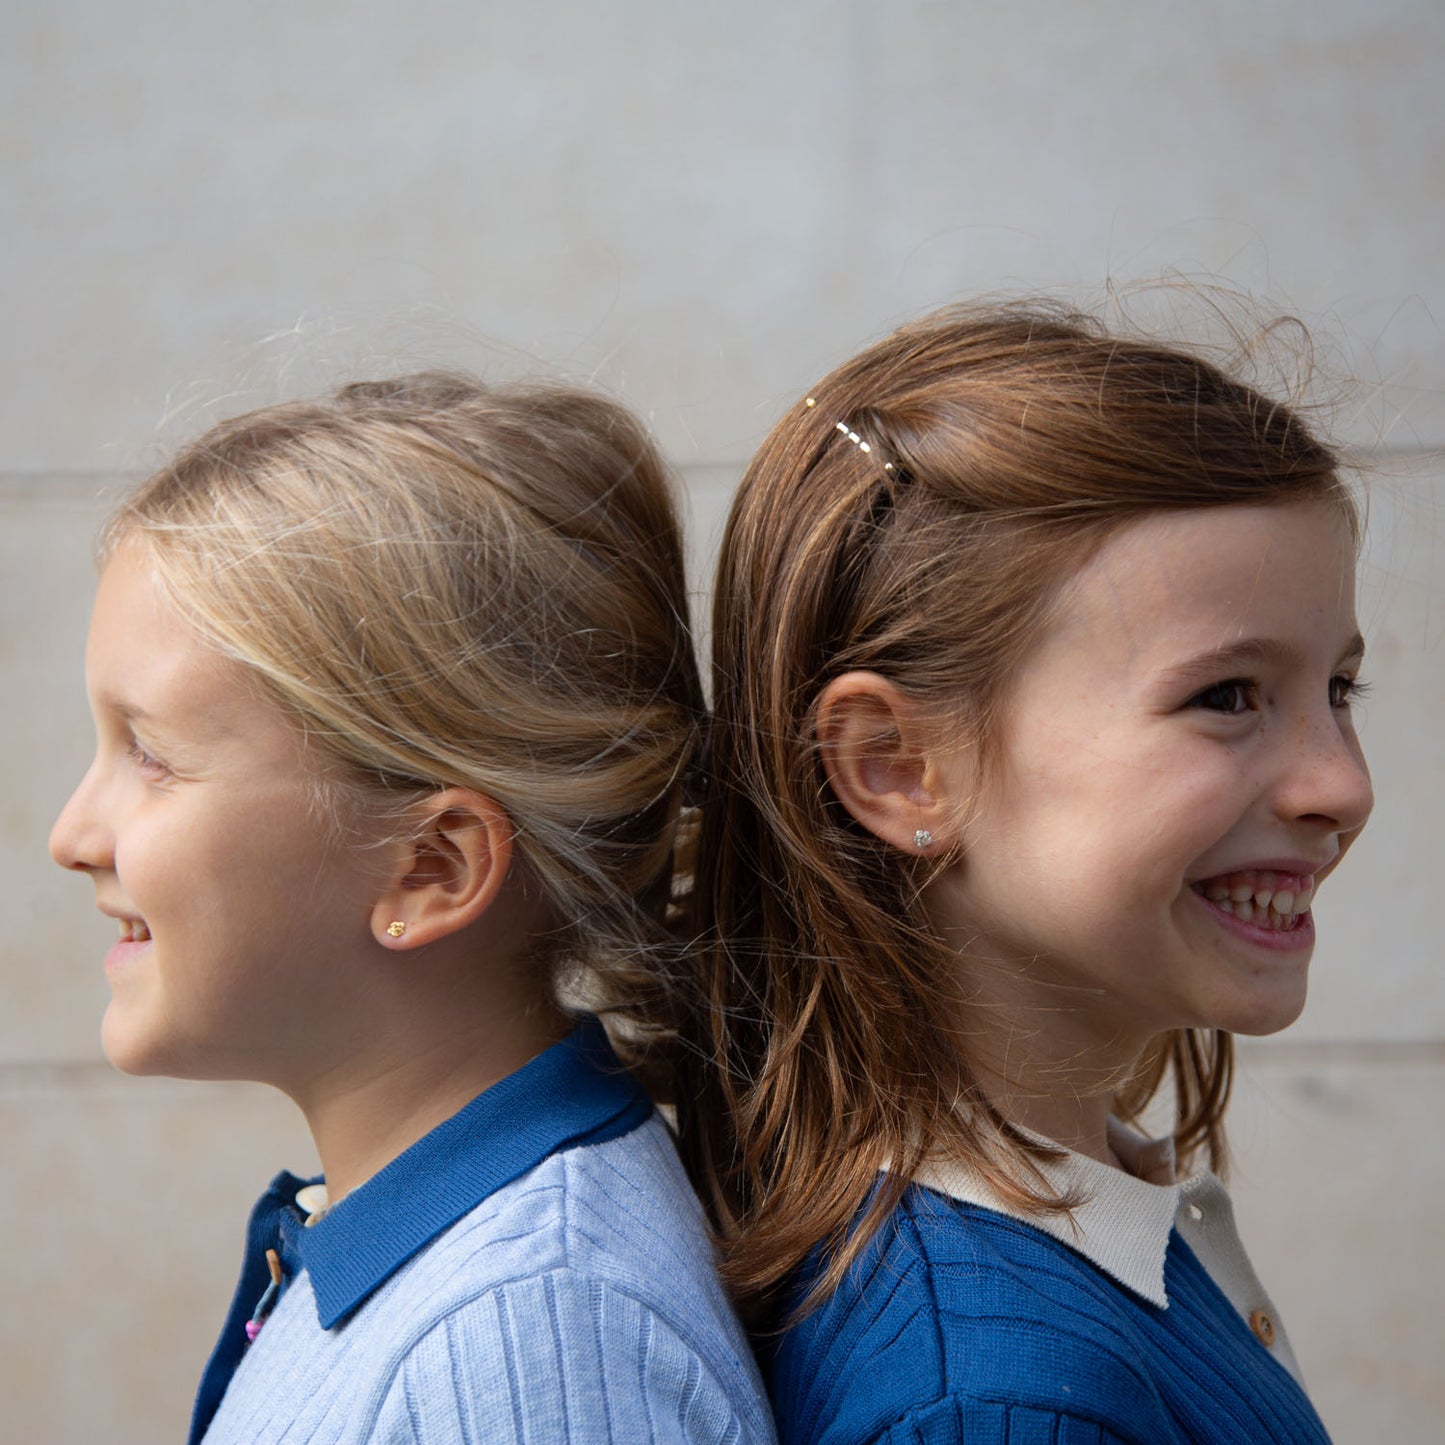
[969,1067,1120,1165]
[936,947,1152,1169]
[286,979,570,1200]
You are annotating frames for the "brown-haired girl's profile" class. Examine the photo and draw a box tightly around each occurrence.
[675,300,1368,1443]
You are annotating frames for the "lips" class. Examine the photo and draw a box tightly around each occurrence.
[1190,869,1315,932]
[103,913,154,982]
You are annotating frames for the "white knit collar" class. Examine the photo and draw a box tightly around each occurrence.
[910,1117,1201,1309]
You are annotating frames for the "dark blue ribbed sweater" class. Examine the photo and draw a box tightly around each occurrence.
[767,1185,1330,1444]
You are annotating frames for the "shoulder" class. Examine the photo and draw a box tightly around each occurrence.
[459,1113,757,1372]
[366,1115,772,1442]
[413,1112,727,1312]
[372,1265,773,1443]
[366,1112,710,1289]
[768,1185,1173,1445]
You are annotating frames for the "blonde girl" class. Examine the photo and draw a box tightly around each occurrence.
[50,374,774,1444]
[678,304,1370,1443]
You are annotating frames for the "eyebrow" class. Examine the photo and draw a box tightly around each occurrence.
[92,690,153,724]
[1155,631,1367,687]
[91,692,190,743]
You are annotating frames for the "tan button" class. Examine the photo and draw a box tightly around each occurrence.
[1250,1307,1276,1347]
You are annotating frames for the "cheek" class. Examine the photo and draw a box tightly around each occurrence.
[974,742,1126,858]
[120,808,293,941]
[968,770,1207,912]
[111,818,185,904]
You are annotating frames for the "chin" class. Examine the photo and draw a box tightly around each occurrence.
[100,1035,167,1077]
[100,1010,184,1079]
[1211,986,1310,1039]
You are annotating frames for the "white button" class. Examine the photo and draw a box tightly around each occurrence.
[1187,1203,1204,1222]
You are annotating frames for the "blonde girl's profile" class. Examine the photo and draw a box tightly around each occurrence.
[50,374,775,1444]
[675,302,1370,1444]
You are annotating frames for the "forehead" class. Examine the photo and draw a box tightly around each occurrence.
[86,540,294,754]
[1040,499,1359,670]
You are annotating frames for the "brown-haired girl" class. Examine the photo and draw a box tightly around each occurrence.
[49,374,774,1443]
[678,303,1370,1443]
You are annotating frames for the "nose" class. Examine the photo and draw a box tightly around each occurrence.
[1276,709,1374,841]
[49,763,112,874]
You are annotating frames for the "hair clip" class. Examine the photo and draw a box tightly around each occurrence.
[805,398,895,471]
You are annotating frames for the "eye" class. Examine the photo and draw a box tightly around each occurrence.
[1330,674,1370,709]
[126,737,171,778]
[1187,679,1258,715]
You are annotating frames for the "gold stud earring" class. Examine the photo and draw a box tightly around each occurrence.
[386,921,406,939]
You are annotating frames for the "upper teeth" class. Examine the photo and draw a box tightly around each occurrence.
[119,919,152,943]
[1198,875,1313,922]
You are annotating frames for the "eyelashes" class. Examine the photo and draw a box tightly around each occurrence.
[1330,674,1370,708]
[1187,679,1256,715]
[126,737,170,777]
[1186,675,1370,715]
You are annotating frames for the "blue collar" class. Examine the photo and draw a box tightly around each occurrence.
[189,1017,652,1444]
[298,1014,652,1326]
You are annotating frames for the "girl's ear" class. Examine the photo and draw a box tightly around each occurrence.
[816,671,963,856]
[370,788,514,950]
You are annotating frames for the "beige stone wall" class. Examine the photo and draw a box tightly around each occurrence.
[5,3,1441,1439]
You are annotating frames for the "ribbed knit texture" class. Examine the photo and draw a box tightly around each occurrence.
[203,1114,774,1443]
[768,1185,1330,1445]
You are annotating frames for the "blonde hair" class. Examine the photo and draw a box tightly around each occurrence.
[675,300,1352,1316]
[104,372,704,998]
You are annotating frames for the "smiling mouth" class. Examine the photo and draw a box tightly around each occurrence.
[118,918,152,943]
[1191,870,1315,932]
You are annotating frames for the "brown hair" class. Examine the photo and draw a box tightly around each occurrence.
[675,300,1349,1316]
[104,372,704,1008]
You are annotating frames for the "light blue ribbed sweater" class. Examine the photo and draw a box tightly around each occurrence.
[194,1022,774,1444]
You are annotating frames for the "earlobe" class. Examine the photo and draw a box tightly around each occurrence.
[816,672,956,855]
[371,789,514,950]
